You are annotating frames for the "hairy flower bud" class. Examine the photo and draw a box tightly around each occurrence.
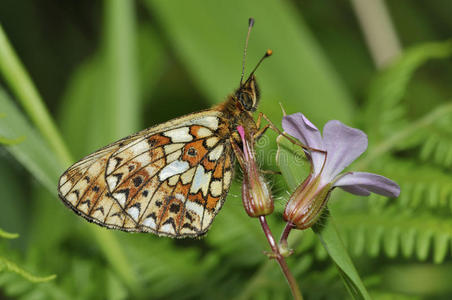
[234,126,274,217]
[283,174,332,229]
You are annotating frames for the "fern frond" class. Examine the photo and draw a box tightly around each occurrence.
[336,206,452,263]
[0,257,55,283]
[419,113,452,168]
[0,228,19,239]
[368,158,452,210]
[363,41,452,143]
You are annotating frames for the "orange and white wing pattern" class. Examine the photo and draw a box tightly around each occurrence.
[58,111,234,238]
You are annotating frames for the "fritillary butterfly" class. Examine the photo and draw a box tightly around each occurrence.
[58,18,271,238]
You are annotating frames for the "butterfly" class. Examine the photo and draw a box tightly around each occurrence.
[58,18,272,238]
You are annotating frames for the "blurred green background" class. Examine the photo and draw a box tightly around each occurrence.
[0,1,452,299]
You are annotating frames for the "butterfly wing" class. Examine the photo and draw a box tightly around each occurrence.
[58,110,234,238]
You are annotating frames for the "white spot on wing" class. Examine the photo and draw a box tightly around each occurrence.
[175,193,185,201]
[164,127,193,142]
[215,197,223,211]
[205,137,219,148]
[159,160,190,181]
[129,140,149,156]
[166,149,182,164]
[208,144,224,161]
[106,159,118,175]
[185,201,204,217]
[164,143,184,154]
[190,165,212,196]
[168,174,180,186]
[143,216,156,229]
[223,170,232,189]
[160,223,175,235]
[196,127,212,138]
[107,175,119,190]
[202,211,214,230]
[113,192,127,206]
[133,152,151,165]
[192,116,219,130]
[210,180,222,197]
[180,167,196,185]
[127,207,139,221]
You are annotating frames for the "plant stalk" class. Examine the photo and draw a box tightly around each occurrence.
[258,216,303,300]
[279,222,295,253]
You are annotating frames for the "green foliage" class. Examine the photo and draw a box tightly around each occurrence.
[0,1,452,299]
[0,258,56,283]
[330,40,452,278]
[0,227,56,300]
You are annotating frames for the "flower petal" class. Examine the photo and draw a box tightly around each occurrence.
[338,185,371,196]
[322,120,368,181]
[282,113,325,176]
[333,172,400,197]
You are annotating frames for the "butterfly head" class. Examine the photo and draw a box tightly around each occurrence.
[235,75,260,112]
[235,49,272,112]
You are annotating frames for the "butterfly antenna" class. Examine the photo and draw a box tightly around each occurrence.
[243,49,273,85]
[240,18,255,86]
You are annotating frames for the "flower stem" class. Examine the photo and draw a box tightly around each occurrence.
[279,222,295,256]
[258,216,303,300]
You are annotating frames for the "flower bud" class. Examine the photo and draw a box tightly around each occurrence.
[234,126,274,217]
[241,166,273,217]
[283,175,332,230]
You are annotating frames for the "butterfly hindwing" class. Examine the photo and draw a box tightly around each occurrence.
[58,111,234,238]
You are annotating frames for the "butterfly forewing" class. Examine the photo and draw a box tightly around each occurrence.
[58,111,234,238]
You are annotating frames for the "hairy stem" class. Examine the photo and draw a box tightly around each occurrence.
[259,216,303,300]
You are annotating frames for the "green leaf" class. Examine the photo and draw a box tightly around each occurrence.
[0,1,143,291]
[0,24,72,166]
[143,0,354,128]
[0,87,63,191]
[276,135,371,300]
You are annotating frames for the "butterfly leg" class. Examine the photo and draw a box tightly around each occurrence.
[255,112,326,156]
[253,112,271,141]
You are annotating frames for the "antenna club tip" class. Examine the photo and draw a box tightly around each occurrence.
[265,49,273,57]
[248,18,255,27]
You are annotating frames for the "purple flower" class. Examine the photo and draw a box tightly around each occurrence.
[282,113,400,229]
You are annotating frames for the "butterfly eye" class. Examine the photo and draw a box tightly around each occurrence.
[237,91,256,112]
